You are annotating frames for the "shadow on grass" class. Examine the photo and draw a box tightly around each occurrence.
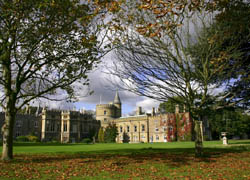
[10,144,250,168]
[13,142,85,146]
[229,141,250,145]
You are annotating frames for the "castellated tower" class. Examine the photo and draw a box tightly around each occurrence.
[96,91,122,127]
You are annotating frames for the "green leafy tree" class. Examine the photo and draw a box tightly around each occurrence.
[159,97,185,113]
[0,0,106,161]
[208,108,250,139]
[98,127,104,143]
[191,1,250,109]
[104,123,118,143]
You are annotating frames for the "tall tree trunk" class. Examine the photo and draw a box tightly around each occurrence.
[194,120,203,157]
[1,100,16,161]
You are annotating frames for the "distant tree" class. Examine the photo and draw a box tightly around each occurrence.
[98,127,104,143]
[122,132,130,143]
[208,108,250,139]
[104,123,118,143]
[159,97,185,113]
[0,0,106,161]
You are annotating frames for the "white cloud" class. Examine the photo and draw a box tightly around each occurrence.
[136,97,160,113]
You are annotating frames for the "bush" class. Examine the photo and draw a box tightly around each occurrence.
[82,138,92,144]
[26,135,39,142]
[16,136,29,142]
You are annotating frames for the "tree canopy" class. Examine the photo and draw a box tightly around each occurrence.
[0,0,106,160]
[104,0,249,156]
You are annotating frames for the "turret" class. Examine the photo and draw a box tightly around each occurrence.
[113,91,121,118]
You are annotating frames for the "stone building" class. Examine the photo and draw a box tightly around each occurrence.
[96,92,194,143]
[0,112,41,140]
[41,109,100,143]
[0,107,100,143]
[96,91,122,127]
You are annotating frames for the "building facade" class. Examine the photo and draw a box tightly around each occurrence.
[0,92,211,143]
[0,112,42,140]
[0,108,100,143]
[41,109,100,143]
[96,92,194,143]
[96,91,122,127]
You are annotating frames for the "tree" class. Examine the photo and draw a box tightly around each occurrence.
[214,1,250,109]
[107,4,244,156]
[98,127,104,143]
[159,97,185,113]
[104,123,118,143]
[208,108,250,139]
[0,0,106,160]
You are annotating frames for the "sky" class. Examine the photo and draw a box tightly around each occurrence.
[44,52,161,116]
[75,52,161,116]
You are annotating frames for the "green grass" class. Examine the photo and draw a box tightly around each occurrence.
[0,140,249,180]
[0,139,249,155]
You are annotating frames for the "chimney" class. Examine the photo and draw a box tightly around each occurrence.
[175,104,179,114]
[136,106,142,115]
[152,107,156,116]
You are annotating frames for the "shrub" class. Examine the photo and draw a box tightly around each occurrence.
[26,135,39,142]
[82,138,92,144]
[16,136,29,142]
[104,123,118,143]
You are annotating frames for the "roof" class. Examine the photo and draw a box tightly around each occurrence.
[114,91,121,104]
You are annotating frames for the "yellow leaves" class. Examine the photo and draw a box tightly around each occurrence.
[149,32,158,37]
[140,4,151,9]
[153,9,162,14]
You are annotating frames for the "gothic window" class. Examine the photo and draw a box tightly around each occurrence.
[57,122,60,131]
[104,118,107,122]
[73,124,77,133]
[16,120,22,127]
[46,121,50,131]
[141,124,145,132]
[83,124,88,132]
[104,110,106,115]
[120,126,123,133]
[15,131,21,137]
[50,122,55,132]
[34,121,38,128]
[63,121,67,132]
[155,127,159,132]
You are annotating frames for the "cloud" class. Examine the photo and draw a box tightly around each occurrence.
[136,97,160,113]
[75,51,161,115]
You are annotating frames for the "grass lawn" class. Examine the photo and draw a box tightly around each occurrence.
[0,140,249,179]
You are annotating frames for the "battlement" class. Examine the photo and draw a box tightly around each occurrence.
[96,104,116,109]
